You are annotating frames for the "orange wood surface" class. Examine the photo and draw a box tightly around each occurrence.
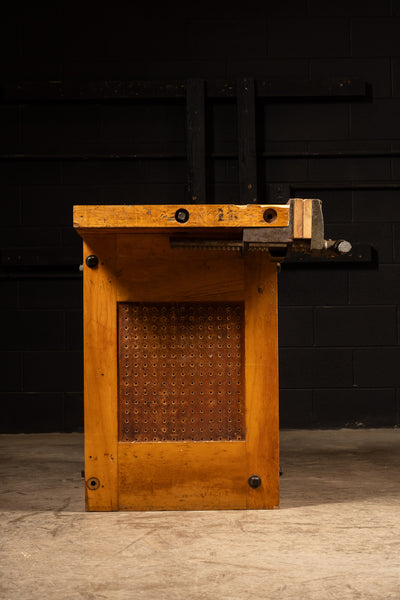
[115,234,245,303]
[118,442,247,511]
[293,198,313,240]
[293,198,304,239]
[73,203,290,231]
[303,198,313,239]
[245,253,279,509]
[83,235,119,511]
[78,216,280,511]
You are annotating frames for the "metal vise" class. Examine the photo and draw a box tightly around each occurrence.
[170,198,352,261]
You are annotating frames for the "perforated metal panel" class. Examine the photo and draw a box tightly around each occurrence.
[118,302,245,442]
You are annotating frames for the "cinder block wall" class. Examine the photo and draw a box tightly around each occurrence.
[1,2,400,431]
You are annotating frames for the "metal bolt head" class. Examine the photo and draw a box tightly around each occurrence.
[248,474,262,488]
[85,255,99,268]
[336,240,352,255]
[175,208,190,223]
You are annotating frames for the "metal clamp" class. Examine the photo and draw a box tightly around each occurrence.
[170,199,356,262]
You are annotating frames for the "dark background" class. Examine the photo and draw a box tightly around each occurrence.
[2,1,400,432]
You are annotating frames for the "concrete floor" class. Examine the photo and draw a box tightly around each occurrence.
[1,430,400,599]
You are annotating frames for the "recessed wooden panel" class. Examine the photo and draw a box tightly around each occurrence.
[115,233,245,303]
[118,441,248,511]
[118,302,245,442]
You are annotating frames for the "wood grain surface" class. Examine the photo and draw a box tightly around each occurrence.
[73,203,290,230]
[118,441,247,511]
[83,235,119,511]
[245,252,279,509]
[115,234,244,303]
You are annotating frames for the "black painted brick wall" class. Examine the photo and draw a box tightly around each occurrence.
[2,1,400,431]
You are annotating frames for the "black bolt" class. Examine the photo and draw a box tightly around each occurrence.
[175,208,190,223]
[248,475,262,488]
[85,255,99,268]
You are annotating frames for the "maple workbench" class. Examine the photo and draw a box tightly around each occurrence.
[74,201,317,511]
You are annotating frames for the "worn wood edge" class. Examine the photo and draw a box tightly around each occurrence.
[83,235,119,511]
[244,253,279,509]
[293,198,304,239]
[303,198,313,239]
[73,204,290,230]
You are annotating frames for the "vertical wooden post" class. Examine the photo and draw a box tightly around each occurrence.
[245,253,279,508]
[186,78,206,203]
[83,235,119,511]
[237,78,258,204]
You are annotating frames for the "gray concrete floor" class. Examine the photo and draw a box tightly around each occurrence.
[1,430,400,599]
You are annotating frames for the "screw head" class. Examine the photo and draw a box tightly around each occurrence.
[85,255,99,268]
[248,474,262,488]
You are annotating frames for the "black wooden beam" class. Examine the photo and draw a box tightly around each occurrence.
[186,79,206,203]
[2,80,187,101]
[0,243,373,269]
[4,149,400,162]
[255,78,367,99]
[1,78,367,102]
[284,244,373,264]
[237,78,258,204]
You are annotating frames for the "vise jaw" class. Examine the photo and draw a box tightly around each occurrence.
[170,199,351,261]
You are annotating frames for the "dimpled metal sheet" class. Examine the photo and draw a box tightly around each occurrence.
[118,302,245,442]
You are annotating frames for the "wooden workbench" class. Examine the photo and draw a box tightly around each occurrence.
[74,203,296,511]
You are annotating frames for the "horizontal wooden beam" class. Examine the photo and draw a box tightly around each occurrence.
[73,204,290,231]
[1,78,367,102]
[0,241,374,271]
[2,149,400,162]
